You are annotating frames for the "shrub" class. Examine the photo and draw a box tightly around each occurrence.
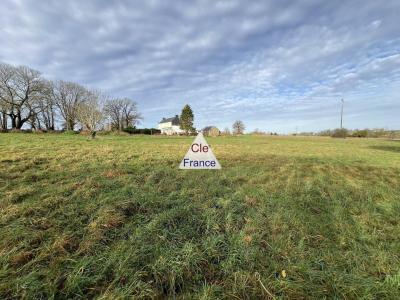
[331,128,348,138]
[122,127,161,135]
[351,129,368,138]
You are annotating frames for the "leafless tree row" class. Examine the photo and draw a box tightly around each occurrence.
[0,62,142,133]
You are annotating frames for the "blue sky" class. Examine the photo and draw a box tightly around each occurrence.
[1,0,399,133]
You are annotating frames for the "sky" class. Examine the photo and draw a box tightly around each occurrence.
[1,0,399,133]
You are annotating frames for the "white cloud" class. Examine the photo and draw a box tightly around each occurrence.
[0,0,399,132]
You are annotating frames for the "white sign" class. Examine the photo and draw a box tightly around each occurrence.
[179,132,221,169]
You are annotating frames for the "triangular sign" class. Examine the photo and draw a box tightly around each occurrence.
[179,132,221,169]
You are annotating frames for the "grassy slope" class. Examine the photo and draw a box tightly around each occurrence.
[0,133,399,299]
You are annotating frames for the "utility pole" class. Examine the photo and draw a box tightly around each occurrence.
[340,98,344,129]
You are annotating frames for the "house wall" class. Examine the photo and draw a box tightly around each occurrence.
[158,122,184,135]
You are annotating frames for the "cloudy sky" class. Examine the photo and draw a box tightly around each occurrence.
[1,0,399,132]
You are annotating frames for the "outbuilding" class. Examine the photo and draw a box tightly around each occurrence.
[202,126,220,137]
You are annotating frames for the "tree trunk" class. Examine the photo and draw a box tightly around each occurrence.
[36,116,42,130]
[50,109,55,130]
[16,114,26,129]
[1,112,7,130]
[67,118,75,131]
[16,118,24,129]
[11,116,16,129]
[16,111,23,129]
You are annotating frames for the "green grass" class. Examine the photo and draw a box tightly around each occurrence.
[0,133,399,299]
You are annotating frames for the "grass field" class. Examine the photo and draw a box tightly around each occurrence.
[0,133,399,299]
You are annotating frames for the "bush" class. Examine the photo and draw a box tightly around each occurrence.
[351,129,368,138]
[122,127,161,135]
[331,128,348,138]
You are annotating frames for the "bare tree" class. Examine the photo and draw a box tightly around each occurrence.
[232,120,245,135]
[36,80,56,130]
[1,62,142,132]
[0,63,46,129]
[25,80,57,130]
[103,98,124,131]
[103,97,142,130]
[51,80,86,130]
[122,98,142,128]
[76,90,104,138]
[222,127,231,135]
[38,98,56,130]
[0,63,14,130]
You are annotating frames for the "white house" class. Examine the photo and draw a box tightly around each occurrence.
[158,115,185,135]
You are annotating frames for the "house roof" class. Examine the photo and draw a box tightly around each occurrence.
[159,115,180,125]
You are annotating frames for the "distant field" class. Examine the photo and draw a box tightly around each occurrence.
[0,133,399,299]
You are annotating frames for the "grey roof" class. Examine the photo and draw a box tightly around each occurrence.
[159,115,180,125]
